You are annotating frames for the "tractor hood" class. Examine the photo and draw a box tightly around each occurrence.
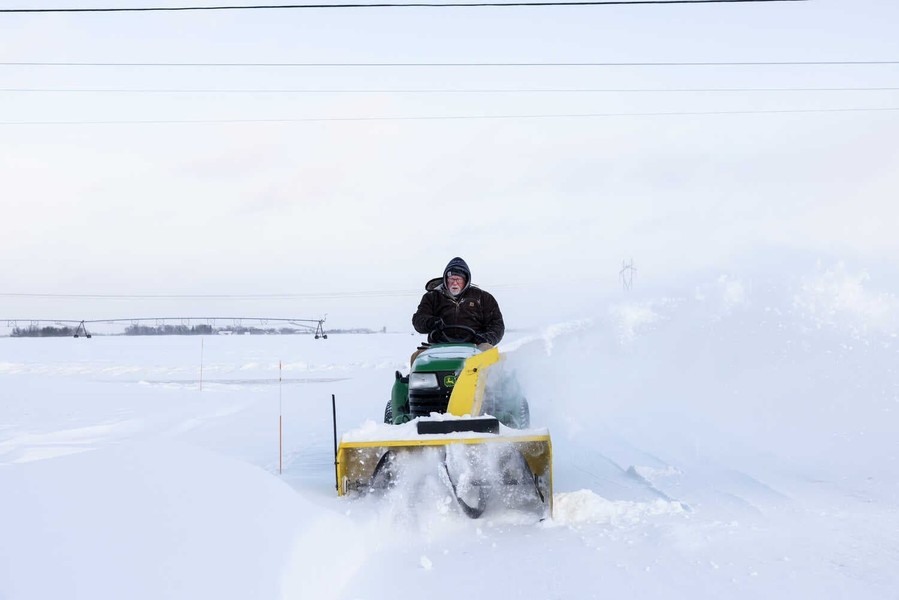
[412,344,479,372]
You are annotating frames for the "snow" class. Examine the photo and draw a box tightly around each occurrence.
[0,441,338,599]
[2,265,898,599]
[551,491,687,526]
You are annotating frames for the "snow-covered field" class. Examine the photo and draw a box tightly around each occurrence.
[2,265,898,599]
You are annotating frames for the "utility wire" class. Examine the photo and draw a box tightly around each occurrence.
[0,0,807,13]
[1,317,324,323]
[1,106,897,126]
[3,60,895,68]
[3,86,899,93]
[1,291,415,299]
[0,281,541,300]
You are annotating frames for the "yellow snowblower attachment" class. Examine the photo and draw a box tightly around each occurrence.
[446,346,500,417]
[336,347,553,519]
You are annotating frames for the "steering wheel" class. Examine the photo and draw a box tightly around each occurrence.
[434,324,486,344]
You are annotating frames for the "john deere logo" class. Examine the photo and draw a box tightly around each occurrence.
[443,375,456,387]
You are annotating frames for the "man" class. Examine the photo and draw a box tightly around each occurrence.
[387,258,505,425]
[412,257,504,350]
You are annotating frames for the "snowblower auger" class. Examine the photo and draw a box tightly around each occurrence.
[336,345,553,519]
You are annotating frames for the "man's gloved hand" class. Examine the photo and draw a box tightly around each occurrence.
[426,317,445,332]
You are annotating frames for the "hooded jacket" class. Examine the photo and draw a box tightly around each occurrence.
[412,257,505,346]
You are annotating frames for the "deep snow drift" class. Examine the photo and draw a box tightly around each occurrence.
[1,262,897,599]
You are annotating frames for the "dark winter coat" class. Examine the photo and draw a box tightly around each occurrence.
[412,257,505,346]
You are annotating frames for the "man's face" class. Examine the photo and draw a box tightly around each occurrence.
[447,274,466,296]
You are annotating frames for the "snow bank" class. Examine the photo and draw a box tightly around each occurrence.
[0,440,360,600]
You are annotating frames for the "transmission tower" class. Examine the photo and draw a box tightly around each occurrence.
[620,259,636,291]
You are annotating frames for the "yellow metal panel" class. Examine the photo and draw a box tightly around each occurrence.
[446,347,500,416]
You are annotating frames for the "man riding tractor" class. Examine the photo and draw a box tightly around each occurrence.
[411,256,504,360]
[386,258,508,425]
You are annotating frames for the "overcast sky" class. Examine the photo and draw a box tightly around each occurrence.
[1,0,897,329]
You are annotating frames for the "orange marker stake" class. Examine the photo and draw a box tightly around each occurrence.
[279,360,283,475]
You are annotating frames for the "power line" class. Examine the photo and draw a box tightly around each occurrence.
[3,60,894,68]
[1,317,326,325]
[3,86,899,94]
[0,290,421,299]
[0,280,589,301]
[0,0,807,13]
[3,317,324,324]
[1,106,897,126]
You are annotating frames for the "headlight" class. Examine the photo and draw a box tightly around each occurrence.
[409,373,439,390]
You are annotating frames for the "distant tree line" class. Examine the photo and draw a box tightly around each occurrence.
[125,324,215,336]
[123,325,342,336]
[222,326,294,335]
[9,324,381,337]
[11,325,76,337]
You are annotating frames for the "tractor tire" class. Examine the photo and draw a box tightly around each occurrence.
[383,400,393,425]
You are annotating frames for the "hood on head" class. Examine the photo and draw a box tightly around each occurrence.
[443,257,471,281]
[443,257,471,296]
[424,258,473,293]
